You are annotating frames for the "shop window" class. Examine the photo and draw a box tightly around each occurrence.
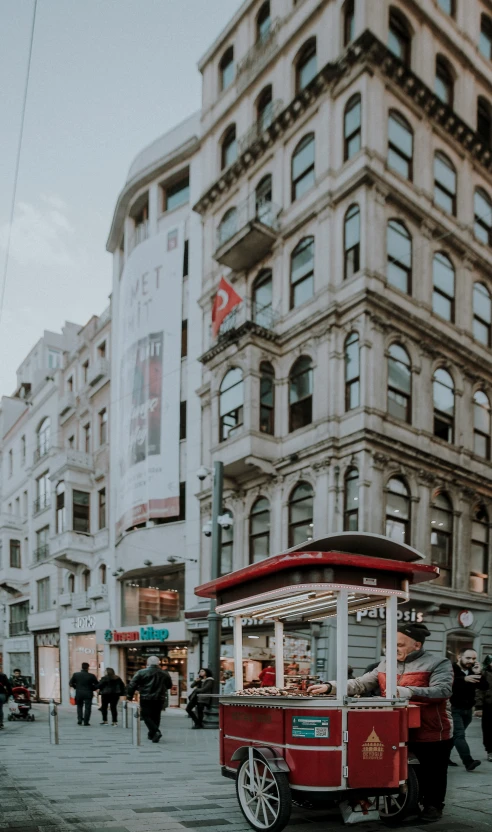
[344,204,360,279]
[36,417,51,459]
[480,14,492,60]
[474,188,492,245]
[99,563,107,585]
[37,577,50,612]
[290,236,314,308]
[289,356,313,432]
[387,343,411,423]
[221,125,237,170]
[181,319,188,358]
[387,219,412,294]
[344,94,361,160]
[473,390,491,459]
[433,368,454,442]
[477,97,492,146]
[10,539,21,568]
[257,2,271,43]
[432,252,455,322]
[470,505,489,593]
[56,481,66,534]
[343,0,355,46]
[434,151,457,215]
[435,56,454,106]
[253,269,273,327]
[291,134,315,201]
[473,283,492,346]
[122,566,184,624]
[344,468,359,531]
[257,85,274,131]
[345,332,360,410]
[98,487,106,529]
[219,368,244,441]
[388,8,411,65]
[430,492,453,586]
[179,401,187,441]
[296,38,317,92]
[220,46,235,91]
[162,175,190,212]
[388,111,413,180]
[82,569,91,591]
[249,497,271,563]
[288,482,314,547]
[73,490,90,534]
[68,573,75,593]
[259,362,275,435]
[9,600,29,636]
[385,477,411,544]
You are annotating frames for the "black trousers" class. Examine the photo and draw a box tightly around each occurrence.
[76,696,93,725]
[101,694,120,723]
[408,739,453,810]
[451,707,473,764]
[140,699,162,737]
[189,702,206,726]
[482,706,492,753]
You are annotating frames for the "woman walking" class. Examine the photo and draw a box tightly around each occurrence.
[97,668,126,725]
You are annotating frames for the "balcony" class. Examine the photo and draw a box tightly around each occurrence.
[215,193,280,272]
[201,299,279,363]
[33,495,51,516]
[59,392,76,418]
[72,592,91,611]
[88,583,108,601]
[0,513,25,531]
[28,609,58,630]
[87,359,109,389]
[128,220,149,254]
[9,621,29,637]
[50,448,93,479]
[59,593,73,607]
[33,544,49,563]
[49,530,94,569]
[32,444,51,467]
[211,430,278,480]
[236,19,282,93]
[238,99,283,155]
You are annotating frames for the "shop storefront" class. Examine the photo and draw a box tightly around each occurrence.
[34,630,61,702]
[60,611,110,704]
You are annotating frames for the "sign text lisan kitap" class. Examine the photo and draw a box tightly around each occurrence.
[104,627,169,643]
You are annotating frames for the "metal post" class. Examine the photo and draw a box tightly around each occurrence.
[274,619,284,688]
[122,698,129,728]
[131,703,141,745]
[233,615,243,691]
[336,589,349,700]
[49,698,59,745]
[385,594,398,699]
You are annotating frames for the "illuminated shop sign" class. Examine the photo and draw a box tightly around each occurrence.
[356,608,424,623]
[104,627,169,643]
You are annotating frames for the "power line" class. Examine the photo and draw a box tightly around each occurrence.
[0,0,38,332]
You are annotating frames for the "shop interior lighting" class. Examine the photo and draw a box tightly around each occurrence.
[308,597,387,622]
[249,593,354,620]
[247,635,260,639]
[218,591,319,617]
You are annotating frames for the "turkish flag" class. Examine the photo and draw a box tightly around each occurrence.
[211,276,242,337]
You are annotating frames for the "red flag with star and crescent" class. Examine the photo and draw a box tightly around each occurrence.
[211,276,242,337]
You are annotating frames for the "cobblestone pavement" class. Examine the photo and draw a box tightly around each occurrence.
[1,704,491,832]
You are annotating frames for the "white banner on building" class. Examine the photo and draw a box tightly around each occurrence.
[116,223,183,536]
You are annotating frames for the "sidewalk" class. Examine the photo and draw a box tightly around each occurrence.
[1,703,490,832]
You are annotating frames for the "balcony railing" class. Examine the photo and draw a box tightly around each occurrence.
[33,444,50,465]
[202,299,280,361]
[34,544,50,563]
[238,99,283,155]
[128,220,149,254]
[217,193,281,249]
[33,495,51,515]
[9,620,29,637]
[236,18,282,92]
[87,358,109,387]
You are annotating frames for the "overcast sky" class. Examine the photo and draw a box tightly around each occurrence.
[0,0,243,394]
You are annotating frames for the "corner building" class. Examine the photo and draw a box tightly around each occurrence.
[194,0,492,678]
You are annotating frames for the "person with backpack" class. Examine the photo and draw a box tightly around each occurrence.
[96,667,126,726]
[126,656,172,743]
[0,672,12,729]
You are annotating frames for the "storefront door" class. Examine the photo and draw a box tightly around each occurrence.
[36,632,61,703]
[68,633,104,679]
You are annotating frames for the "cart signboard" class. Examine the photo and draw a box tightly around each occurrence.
[291,715,330,739]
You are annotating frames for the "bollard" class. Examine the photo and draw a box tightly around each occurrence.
[131,703,141,746]
[49,698,59,745]
[122,699,129,729]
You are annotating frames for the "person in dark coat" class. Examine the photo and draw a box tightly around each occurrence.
[69,662,99,726]
[186,672,203,718]
[96,668,126,725]
[0,672,12,729]
[127,656,172,743]
[449,648,486,770]
[474,656,492,762]
[10,668,30,688]
[188,668,214,728]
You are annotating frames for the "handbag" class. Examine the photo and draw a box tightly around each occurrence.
[69,687,76,706]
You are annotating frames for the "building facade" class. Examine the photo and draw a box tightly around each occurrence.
[193,0,492,678]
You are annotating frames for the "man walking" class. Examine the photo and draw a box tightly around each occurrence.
[0,671,12,729]
[309,622,453,822]
[450,648,484,770]
[127,656,172,743]
[475,655,492,761]
[69,662,98,726]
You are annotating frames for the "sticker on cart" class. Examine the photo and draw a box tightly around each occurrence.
[292,716,330,738]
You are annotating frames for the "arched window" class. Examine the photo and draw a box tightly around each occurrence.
[257,2,271,43]
[220,511,234,575]
[56,481,66,534]
[99,563,107,585]
[344,204,360,279]
[344,468,359,531]
[217,207,238,247]
[388,111,413,180]
[219,368,244,441]
[219,46,235,91]
[473,283,492,346]
[434,151,457,215]
[249,497,270,563]
[474,188,492,245]
[291,134,315,201]
[343,0,355,46]
[480,14,492,61]
[477,97,492,145]
[296,38,317,92]
[344,94,361,160]
[221,125,237,170]
[433,368,454,443]
[385,478,411,544]
[387,220,412,294]
[259,362,275,435]
[387,344,411,423]
[82,569,91,592]
[430,492,453,587]
[437,0,455,17]
[257,85,273,132]
[388,8,411,65]
[37,417,51,458]
[253,269,273,327]
[255,174,273,225]
[345,333,360,410]
[288,482,314,547]
[432,252,455,322]
[473,390,490,458]
[435,56,454,107]
[470,505,489,593]
[68,573,75,594]
[289,356,313,432]
[290,237,314,308]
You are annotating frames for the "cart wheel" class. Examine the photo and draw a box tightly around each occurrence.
[236,755,291,832]
[378,765,419,826]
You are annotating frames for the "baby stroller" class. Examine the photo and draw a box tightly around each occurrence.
[8,686,35,721]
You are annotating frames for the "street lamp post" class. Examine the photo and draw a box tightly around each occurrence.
[202,461,224,727]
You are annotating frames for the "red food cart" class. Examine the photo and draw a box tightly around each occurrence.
[195,532,440,829]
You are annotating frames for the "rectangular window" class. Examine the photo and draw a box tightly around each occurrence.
[48,350,61,369]
[9,600,29,636]
[122,567,184,625]
[10,539,21,568]
[98,488,106,530]
[163,176,190,212]
[73,490,90,534]
[179,401,187,440]
[21,435,26,465]
[35,526,50,561]
[8,449,13,477]
[84,422,91,453]
[183,239,189,277]
[35,473,50,513]
[181,319,188,358]
[82,360,89,384]
[23,490,28,516]
[99,409,108,445]
[178,481,186,521]
[68,435,74,448]
[97,341,106,359]
[15,496,20,515]
[67,376,73,392]
[37,577,50,612]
